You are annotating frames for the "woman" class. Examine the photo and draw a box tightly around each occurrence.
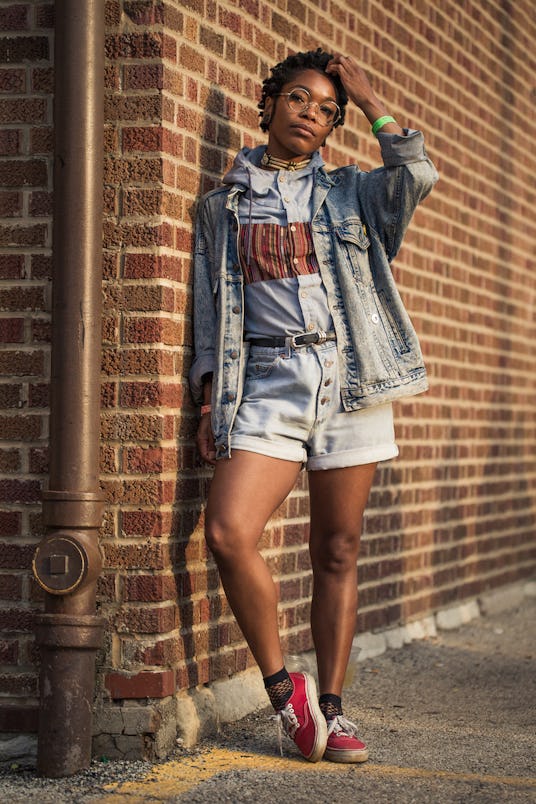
[190,49,438,763]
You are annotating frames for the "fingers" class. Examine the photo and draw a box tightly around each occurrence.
[197,416,217,465]
[326,53,354,74]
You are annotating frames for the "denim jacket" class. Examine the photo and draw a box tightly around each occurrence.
[190,131,438,459]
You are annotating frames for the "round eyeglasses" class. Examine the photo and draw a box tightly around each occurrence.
[276,87,340,127]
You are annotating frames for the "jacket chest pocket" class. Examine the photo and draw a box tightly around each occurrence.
[334,219,371,282]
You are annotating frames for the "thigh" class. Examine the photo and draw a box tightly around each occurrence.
[206,449,302,546]
[308,463,378,554]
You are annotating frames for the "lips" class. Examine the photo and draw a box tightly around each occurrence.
[290,123,316,137]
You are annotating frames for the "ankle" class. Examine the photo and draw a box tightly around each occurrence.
[319,693,343,720]
[264,667,293,711]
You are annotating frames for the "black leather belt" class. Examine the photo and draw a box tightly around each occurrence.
[247,330,336,348]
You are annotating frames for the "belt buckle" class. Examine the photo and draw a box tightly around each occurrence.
[289,329,326,349]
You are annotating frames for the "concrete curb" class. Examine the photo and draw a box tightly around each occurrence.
[176,579,536,746]
[2,580,534,762]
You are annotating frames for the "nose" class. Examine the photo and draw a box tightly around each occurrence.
[301,101,318,119]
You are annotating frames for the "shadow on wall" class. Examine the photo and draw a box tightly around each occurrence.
[172,84,237,692]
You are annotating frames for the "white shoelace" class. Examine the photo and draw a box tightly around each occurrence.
[327,714,361,738]
[273,702,300,756]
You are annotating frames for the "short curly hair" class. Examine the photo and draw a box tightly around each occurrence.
[258,48,348,132]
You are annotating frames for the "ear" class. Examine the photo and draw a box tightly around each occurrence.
[263,96,274,125]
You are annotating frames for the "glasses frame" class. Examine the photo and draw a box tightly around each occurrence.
[275,88,341,128]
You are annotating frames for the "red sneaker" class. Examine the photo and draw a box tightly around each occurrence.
[275,672,327,762]
[324,715,369,763]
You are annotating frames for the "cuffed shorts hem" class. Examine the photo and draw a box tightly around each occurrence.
[230,435,398,470]
[230,435,306,464]
[306,443,399,471]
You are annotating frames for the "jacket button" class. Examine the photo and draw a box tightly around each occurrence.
[228,392,236,401]
[233,263,240,272]
[371,313,380,324]
[230,350,238,359]
[232,305,240,314]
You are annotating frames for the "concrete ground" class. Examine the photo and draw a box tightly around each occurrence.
[1,590,535,803]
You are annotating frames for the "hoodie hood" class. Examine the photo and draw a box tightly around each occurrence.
[222,145,324,188]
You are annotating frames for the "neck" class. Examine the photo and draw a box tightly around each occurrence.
[261,151,312,171]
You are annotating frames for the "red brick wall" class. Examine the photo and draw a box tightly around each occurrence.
[1,0,535,729]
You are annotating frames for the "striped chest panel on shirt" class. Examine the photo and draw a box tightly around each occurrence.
[239,222,319,284]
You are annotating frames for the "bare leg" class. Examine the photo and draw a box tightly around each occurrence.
[308,463,377,696]
[205,450,301,678]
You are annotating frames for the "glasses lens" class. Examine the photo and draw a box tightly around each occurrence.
[318,102,339,126]
[286,89,309,112]
[285,89,339,126]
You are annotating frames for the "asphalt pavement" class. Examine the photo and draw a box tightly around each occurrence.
[1,592,535,803]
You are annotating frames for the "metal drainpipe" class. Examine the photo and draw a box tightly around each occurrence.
[31,0,105,777]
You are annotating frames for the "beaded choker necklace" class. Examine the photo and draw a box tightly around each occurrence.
[260,151,312,171]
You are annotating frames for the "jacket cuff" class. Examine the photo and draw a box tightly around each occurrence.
[189,354,215,406]
[377,128,428,166]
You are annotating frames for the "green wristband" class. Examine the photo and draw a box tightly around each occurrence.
[371,115,396,136]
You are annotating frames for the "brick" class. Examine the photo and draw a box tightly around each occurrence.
[0,479,41,504]
[0,6,30,31]
[0,286,46,310]
[0,639,19,663]
[0,36,49,63]
[0,190,22,216]
[120,510,168,539]
[0,575,22,601]
[103,542,169,571]
[137,636,183,666]
[30,126,53,154]
[105,669,175,699]
[30,254,51,278]
[0,512,21,538]
[0,254,23,277]
[0,414,42,440]
[0,67,25,92]
[0,608,34,631]
[0,98,47,125]
[123,575,177,602]
[28,382,49,407]
[0,222,48,246]
[123,63,164,91]
[0,673,38,696]
[115,604,179,634]
[0,318,24,342]
[0,449,21,472]
[122,126,163,152]
[29,189,52,216]
[0,383,23,407]
[0,129,22,156]
[0,350,44,376]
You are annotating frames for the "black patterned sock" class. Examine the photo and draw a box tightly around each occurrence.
[319,693,343,720]
[264,667,293,711]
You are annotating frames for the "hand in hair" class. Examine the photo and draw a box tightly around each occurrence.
[326,54,403,134]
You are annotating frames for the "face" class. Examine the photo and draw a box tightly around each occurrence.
[264,69,339,161]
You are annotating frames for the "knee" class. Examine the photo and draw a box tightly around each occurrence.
[205,516,251,566]
[205,519,232,564]
[312,530,361,575]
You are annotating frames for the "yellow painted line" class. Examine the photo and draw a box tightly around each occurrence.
[93,747,536,803]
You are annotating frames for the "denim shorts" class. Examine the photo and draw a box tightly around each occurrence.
[230,342,398,470]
